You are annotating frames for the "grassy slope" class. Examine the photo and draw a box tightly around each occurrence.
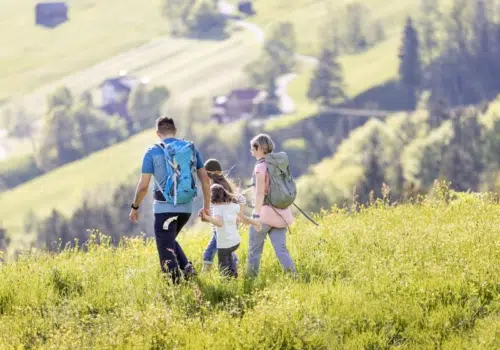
[0,0,168,100]
[0,130,153,245]
[1,197,499,348]
[1,0,260,162]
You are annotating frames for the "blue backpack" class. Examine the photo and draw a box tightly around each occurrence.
[153,139,198,205]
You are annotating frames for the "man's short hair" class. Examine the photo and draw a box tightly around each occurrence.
[156,116,177,135]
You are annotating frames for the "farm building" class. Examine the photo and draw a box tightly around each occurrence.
[238,1,255,15]
[211,88,267,124]
[99,72,141,118]
[35,2,68,28]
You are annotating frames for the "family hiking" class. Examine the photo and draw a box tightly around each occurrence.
[129,116,315,283]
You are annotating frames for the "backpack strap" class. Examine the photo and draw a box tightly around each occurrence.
[154,142,181,205]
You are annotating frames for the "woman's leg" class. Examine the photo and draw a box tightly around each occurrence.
[268,227,296,274]
[246,223,271,277]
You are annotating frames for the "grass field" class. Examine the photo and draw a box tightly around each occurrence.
[0,0,167,101]
[1,195,499,348]
[0,0,259,136]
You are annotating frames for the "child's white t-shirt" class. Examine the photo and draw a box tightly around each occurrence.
[212,203,241,249]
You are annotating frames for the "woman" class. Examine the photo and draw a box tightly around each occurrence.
[247,133,296,277]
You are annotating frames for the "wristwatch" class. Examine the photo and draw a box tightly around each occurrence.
[252,214,260,219]
[131,203,139,210]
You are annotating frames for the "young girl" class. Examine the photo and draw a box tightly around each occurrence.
[201,184,261,277]
[201,159,246,272]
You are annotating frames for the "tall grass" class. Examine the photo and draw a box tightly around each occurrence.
[1,193,499,349]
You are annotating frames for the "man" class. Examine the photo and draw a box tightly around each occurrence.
[129,116,211,283]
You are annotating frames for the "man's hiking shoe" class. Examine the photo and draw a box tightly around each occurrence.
[183,263,197,280]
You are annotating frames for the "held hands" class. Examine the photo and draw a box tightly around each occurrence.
[252,220,262,232]
[200,210,210,223]
[198,208,210,222]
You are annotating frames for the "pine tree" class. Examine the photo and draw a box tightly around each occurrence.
[0,225,9,252]
[345,3,368,52]
[307,47,346,109]
[419,0,440,62]
[358,133,386,204]
[398,17,422,110]
[472,0,496,96]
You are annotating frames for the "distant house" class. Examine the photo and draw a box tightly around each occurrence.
[99,73,140,118]
[35,2,68,28]
[238,1,255,15]
[211,88,267,124]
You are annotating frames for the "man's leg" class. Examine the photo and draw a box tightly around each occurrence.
[246,224,271,277]
[154,213,181,283]
[268,227,296,273]
[172,213,191,270]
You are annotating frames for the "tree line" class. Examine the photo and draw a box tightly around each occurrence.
[0,84,169,190]
[308,0,500,112]
[296,97,500,213]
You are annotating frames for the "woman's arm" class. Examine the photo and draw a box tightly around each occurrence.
[254,172,266,215]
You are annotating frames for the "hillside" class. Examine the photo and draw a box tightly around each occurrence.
[1,0,173,102]
[0,0,456,243]
[1,196,499,348]
[0,121,248,247]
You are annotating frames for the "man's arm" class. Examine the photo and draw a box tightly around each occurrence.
[197,168,211,214]
[132,174,152,207]
[129,174,151,223]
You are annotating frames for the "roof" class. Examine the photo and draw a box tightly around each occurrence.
[229,88,262,100]
[99,76,136,91]
[36,2,68,10]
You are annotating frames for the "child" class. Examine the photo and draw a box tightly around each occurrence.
[201,159,246,272]
[201,184,261,277]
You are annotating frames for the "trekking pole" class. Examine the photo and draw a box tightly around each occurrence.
[293,203,319,226]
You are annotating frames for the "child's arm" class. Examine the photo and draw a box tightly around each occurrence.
[237,211,262,231]
[201,212,224,227]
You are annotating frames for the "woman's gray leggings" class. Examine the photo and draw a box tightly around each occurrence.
[246,223,296,277]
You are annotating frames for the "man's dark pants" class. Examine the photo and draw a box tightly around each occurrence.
[153,212,191,283]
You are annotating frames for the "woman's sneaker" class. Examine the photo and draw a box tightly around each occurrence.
[201,262,213,273]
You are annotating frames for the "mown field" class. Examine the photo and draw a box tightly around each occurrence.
[1,194,499,349]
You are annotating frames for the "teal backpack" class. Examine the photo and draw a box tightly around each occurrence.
[154,139,198,205]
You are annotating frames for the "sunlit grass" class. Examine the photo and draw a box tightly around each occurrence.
[1,194,499,348]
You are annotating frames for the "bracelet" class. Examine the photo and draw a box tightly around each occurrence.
[131,203,139,210]
[252,214,260,219]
